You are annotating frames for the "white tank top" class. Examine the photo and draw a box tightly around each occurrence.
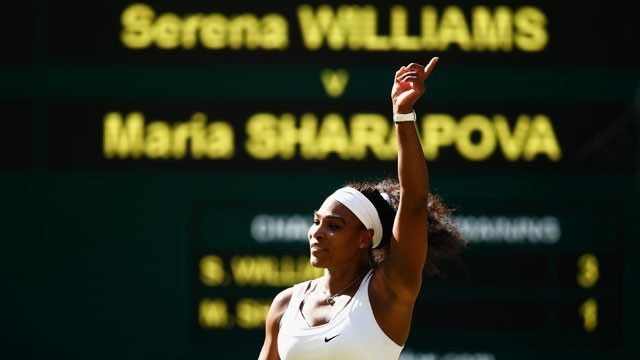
[277,270,403,360]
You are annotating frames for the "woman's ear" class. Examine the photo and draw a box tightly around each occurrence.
[360,229,374,248]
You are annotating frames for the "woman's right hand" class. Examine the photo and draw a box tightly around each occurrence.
[391,57,439,114]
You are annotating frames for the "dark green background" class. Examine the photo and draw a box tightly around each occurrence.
[1,1,638,359]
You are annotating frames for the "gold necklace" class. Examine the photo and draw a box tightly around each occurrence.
[324,268,369,306]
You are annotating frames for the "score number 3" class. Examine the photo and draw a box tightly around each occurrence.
[577,253,599,333]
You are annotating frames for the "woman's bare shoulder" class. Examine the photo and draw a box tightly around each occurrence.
[270,286,294,311]
[269,279,311,314]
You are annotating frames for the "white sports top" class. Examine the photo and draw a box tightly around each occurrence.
[277,270,403,360]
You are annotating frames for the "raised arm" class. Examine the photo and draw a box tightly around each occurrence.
[383,57,438,298]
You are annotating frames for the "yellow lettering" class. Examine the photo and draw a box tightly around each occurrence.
[120,3,155,49]
[205,121,236,159]
[262,14,290,49]
[279,113,313,159]
[390,6,420,50]
[145,121,171,158]
[181,14,202,49]
[422,114,457,160]
[224,13,289,50]
[103,112,234,160]
[229,14,259,49]
[246,113,395,160]
[420,6,440,49]
[245,113,281,159]
[522,115,562,161]
[107,111,561,164]
[438,6,473,51]
[514,6,548,51]
[472,6,513,51]
[350,114,395,160]
[200,14,227,49]
[298,114,321,159]
[200,255,228,286]
[198,298,230,328]
[230,255,322,286]
[456,114,496,161]
[577,254,599,288]
[103,112,145,158]
[236,298,272,329]
[362,6,389,51]
[121,4,288,50]
[298,5,352,50]
[320,68,349,98]
[188,113,207,159]
[494,115,529,161]
[122,4,548,53]
[343,6,369,49]
[421,113,560,162]
[579,298,598,332]
[154,13,182,49]
[316,113,350,159]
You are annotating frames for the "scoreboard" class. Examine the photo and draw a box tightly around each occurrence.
[1,1,638,359]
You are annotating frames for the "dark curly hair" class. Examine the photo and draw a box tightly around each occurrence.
[344,179,467,277]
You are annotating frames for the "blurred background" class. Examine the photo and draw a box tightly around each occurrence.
[1,1,638,359]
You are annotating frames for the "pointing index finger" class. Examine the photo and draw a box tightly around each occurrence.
[421,57,439,79]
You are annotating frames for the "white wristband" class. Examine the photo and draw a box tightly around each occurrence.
[393,110,416,123]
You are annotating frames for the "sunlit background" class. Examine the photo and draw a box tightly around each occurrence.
[1,1,638,359]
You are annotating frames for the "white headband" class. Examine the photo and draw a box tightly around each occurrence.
[326,186,384,249]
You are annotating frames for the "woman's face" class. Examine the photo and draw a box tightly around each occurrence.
[308,198,367,269]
